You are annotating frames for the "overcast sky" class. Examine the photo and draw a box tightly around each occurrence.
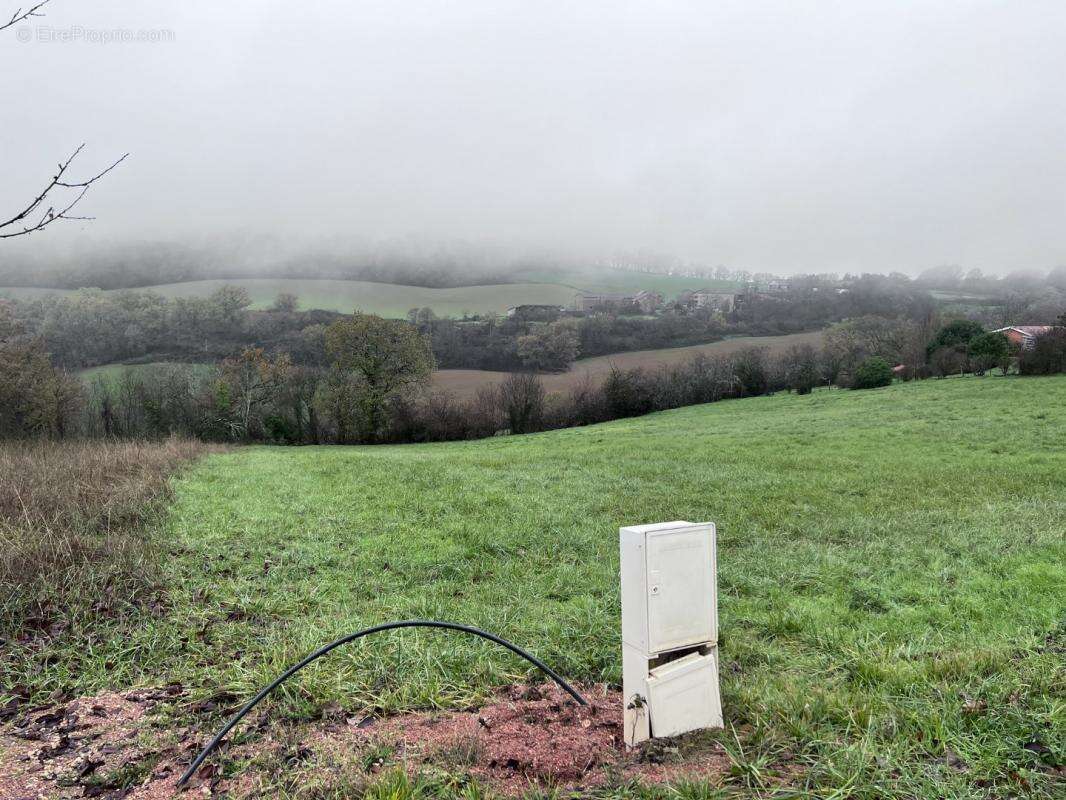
[2,0,1065,274]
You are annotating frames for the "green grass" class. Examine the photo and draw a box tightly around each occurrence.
[2,279,581,318]
[132,279,581,317]
[4,376,1065,797]
[1,269,737,317]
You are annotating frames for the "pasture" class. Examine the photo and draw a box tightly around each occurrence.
[1,279,580,318]
[0,266,739,316]
[2,375,1062,797]
[0,268,737,319]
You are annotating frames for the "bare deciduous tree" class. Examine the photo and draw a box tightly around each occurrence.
[2,1,127,239]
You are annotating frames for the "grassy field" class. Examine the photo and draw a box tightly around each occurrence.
[1,268,738,318]
[3,376,1063,797]
[434,331,824,398]
[141,279,584,317]
[1,279,581,318]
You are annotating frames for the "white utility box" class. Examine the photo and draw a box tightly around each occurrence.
[621,521,723,746]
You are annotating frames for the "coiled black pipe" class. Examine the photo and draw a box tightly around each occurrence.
[176,619,588,787]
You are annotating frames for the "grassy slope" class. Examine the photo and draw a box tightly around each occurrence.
[134,279,582,316]
[1,269,736,317]
[6,377,1065,796]
[0,280,579,317]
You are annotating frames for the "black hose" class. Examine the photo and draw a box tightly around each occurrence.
[176,619,588,787]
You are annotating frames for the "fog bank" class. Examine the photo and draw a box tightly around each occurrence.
[2,1,1065,274]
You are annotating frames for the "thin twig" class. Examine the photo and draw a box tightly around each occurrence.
[0,1,50,33]
[0,146,129,239]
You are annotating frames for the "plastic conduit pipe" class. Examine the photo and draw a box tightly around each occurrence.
[177,619,588,787]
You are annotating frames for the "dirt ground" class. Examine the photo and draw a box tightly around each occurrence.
[0,684,751,798]
[432,331,824,400]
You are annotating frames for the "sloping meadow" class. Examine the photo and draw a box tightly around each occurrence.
[2,376,1064,797]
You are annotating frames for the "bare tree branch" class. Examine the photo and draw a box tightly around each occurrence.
[1,2,129,239]
[0,145,129,239]
[0,1,50,33]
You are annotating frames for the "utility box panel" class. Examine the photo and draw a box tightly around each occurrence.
[621,521,721,746]
[646,650,722,738]
[620,521,717,655]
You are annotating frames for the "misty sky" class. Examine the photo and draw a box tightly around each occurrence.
[2,0,1065,274]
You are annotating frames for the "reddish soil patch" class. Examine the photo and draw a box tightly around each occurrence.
[0,684,734,798]
[320,684,731,794]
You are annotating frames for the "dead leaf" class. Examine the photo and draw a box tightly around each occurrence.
[944,747,966,772]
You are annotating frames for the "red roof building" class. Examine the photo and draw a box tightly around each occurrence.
[991,326,1057,350]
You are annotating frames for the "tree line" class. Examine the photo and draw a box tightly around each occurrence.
[3,271,947,374]
[3,288,1064,444]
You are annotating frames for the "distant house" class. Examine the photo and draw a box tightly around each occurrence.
[632,290,663,313]
[573,290,663,313]
[573,292,626,312]
[677,289,738,313]
[765,279,791,294]
[506,304,564,322]
[991,325,1057,350]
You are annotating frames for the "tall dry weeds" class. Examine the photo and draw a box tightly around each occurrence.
[0,437,213,639]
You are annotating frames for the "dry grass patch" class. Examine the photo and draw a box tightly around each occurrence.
[0,437,215,640]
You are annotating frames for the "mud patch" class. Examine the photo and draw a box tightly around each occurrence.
[0,684,737,798]
[0,686,186,799]
[271,684,733,795]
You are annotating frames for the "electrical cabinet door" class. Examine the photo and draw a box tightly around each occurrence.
[646,650,723,738]
[645,524,716,653]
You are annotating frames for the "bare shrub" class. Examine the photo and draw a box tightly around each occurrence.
[563,374,609,427]
[686,354,740,404]
[469,385,506,436]
[0,437,212,638]
[602,366,655,419]
[499,373,546,434]
[779,344,823,395]
[731,347,770,396]
[421,392,468,441]
[930,346,967,378]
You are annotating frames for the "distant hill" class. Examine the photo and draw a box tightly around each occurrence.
[512,267,741,295]
[1,269,739,318]
[1,279,576,318]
